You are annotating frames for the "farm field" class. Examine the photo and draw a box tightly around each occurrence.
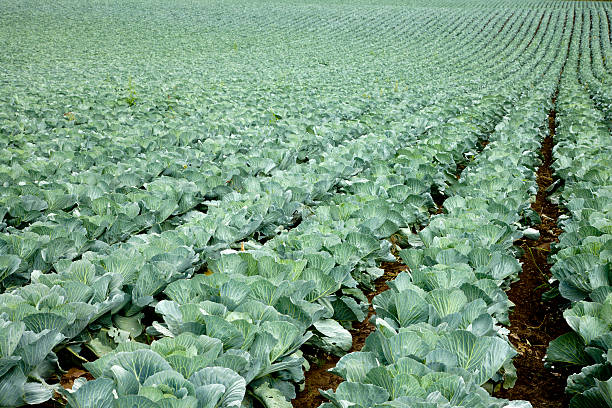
[0,0,611,407]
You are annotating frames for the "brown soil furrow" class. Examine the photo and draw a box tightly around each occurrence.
[494,107,571,407]
[291,261,405,408]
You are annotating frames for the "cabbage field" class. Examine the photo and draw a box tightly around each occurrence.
[0,0,611,407]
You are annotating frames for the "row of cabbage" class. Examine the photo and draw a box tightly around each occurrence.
[0,0,586,407]
[48,6,566,408]
[0,0,547,285]
[0,6,540,408]
[315,15,572,404]
[543,4,612,408]
[3,74,507,408]
[3,0,540,342]
[575,4,612,129]
[0,0,519,290]
[0,0,514,232]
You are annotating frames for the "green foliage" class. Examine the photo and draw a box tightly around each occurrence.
[0,0,610,407]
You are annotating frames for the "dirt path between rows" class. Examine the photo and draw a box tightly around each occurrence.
[291,262,406,407]
[494,107,572,407]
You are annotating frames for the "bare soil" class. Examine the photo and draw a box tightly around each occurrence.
[59,367,94,390]
[494,109,573,407]
[291,262,406,407]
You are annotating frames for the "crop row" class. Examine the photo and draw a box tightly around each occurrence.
[0,1,538,290]
[543,4,612,407]
[49,4,565,407]
[315,12,571,403]
[0,1,609,407]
